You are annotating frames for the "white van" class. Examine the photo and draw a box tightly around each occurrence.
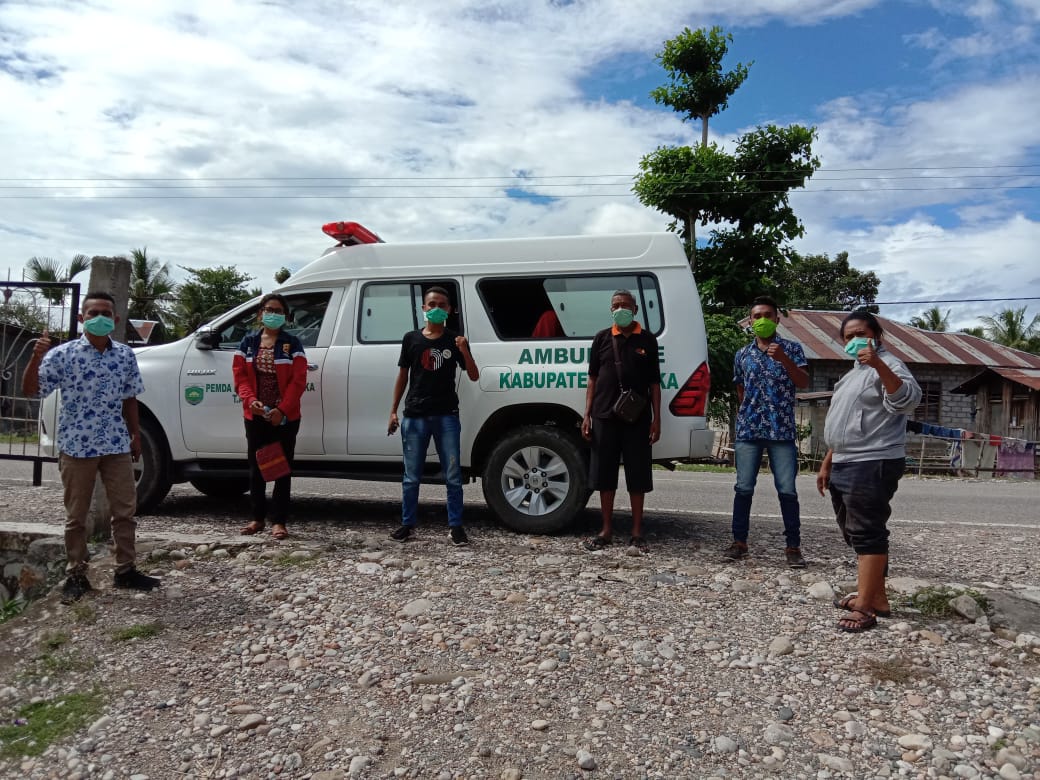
[42,223,713,533]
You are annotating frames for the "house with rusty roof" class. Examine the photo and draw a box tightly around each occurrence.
[773,310,1040,468]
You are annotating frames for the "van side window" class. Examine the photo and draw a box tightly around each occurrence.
[216,291,333,349]
[359,280,462,343]
[478,274,662,340]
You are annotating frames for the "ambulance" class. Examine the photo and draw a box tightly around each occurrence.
[43,223,713,533]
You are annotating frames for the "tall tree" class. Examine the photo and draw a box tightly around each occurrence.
[24,255,89,304]
[908,307,950,332]
[978,307,1040,352]
[274,267,292,285]
[172,266,260,337]
[127,247,178,324]
[770,251,879,312]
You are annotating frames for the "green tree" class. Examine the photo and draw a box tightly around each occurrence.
[908,307,950,332]
[703,313,747,430]
[24,255,89,304]
[173,266,260,337]
[771,251,879,312]
[274,267,292,285]
[960,325,985,338]
[126,247,177,325]
[978,307,1040,352]
[0,297,48,333]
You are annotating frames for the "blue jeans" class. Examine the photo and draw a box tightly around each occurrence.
[732,439,800,547]
[401,414,463,528]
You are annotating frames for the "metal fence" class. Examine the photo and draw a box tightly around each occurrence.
[0,281,80,484]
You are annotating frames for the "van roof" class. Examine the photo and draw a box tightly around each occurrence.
[281,232,690,290]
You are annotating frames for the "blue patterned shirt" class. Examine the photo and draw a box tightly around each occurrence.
[733,335,807,441]
[36,336,145,458]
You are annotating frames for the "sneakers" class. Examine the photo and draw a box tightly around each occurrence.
[61,574,93,604]
[113,567,161,591]
[389,525,414,542]
[448,526,469,546]
[785,547,807,568]
[722,541,749,560]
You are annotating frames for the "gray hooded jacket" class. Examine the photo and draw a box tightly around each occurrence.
[824,348,922,463]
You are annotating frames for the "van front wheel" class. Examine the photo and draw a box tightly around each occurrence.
[482,426,589,534]
[134,417,173,513]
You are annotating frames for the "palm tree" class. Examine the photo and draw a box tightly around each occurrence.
[978,307,1040,351]
[24,255,90,304]
[127,247,177,323]
[908,307,950,331]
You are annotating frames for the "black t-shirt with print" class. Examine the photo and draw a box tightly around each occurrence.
[398,329,467,417]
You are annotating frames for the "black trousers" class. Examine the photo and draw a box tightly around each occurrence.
[245,417,301,525]
[828,457,904,555]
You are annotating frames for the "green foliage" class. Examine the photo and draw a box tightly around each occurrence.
[126,248,177,340]
[771,251,880,312]
[24,255,89,304]
[173,266,258,337]
[0,596,27,623]
[650,26,751,145]
[978,306,1040,353]
[703,313,746,429]
[69,602,96,625]
[111,621,164,642]
[0,298,49,332]
[960,326,986,338]
[0,691,104,759]
[910,585,990,617]
[908,306,950,331]
[274,267,292,284]
[41,631,70,650]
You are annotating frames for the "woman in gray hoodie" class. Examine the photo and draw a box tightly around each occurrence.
[816,311,922,633]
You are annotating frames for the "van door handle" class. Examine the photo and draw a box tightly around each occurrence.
[307,363,319,371]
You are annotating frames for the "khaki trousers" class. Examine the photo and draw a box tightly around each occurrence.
[58,452,138,575]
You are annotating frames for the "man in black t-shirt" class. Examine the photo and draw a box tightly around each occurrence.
[388,286,479,545]
[580,290,662,552]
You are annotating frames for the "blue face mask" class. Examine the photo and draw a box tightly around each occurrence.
[83,315,115,337]
[844,337,872,357]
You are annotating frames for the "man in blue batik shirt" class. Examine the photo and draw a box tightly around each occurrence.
[725,295,810,567]
[23,291,160,603]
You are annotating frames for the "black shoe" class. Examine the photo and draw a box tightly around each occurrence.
[785,547,807,568]
[448,526,469,546]
[389,525,414,542]
[61,574,93,604]
[113,568,161,591]
[723,541,748,560]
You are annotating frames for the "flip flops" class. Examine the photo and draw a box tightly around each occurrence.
[240,521,264,536]
[582,535,611,551]
[838,608,878,633]
[834,593,892,618]
[271,525,289,540]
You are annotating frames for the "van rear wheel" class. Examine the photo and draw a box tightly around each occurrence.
[482,426,589,534]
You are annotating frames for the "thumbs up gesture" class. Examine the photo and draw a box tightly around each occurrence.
[33,329,51,358]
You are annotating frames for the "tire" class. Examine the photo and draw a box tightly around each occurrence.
[134,416,172,513]
[482,425,590,534]
[189,477,249,499]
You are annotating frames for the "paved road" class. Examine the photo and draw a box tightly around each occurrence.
[3,458,1037,531]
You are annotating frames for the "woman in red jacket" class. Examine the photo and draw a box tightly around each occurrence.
[232,293,307,540]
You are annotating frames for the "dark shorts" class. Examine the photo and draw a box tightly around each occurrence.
[589,416,653,494]
[828,458,904,555]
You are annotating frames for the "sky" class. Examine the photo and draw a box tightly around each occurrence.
[1,0,1039,331]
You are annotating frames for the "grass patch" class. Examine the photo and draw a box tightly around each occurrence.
[110,621,164,642]
[863,655,931,684]
[69,602,96,625]
[268,552,317,568]
[35,651,94,676]
[0,432,40,445]
[40,631,70,650]
[0,690,104,759]
[909,586,990,618]
[0,597,27,624]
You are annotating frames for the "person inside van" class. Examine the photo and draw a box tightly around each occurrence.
[388,286,480,545]
[580,289,661,552]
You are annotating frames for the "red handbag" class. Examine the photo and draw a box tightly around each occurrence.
[255,442,291,481]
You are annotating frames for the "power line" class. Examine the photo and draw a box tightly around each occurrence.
[875,297,1040,305]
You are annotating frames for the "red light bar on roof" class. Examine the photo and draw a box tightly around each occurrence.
[321,221,384,245]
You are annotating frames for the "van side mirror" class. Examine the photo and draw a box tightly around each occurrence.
[194,329,220,350]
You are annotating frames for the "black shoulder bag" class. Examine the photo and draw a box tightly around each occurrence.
[610,335,647,423]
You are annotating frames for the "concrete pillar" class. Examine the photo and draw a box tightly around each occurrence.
[85,256,133,543]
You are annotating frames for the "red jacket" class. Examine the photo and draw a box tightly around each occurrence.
[232,330,308,421]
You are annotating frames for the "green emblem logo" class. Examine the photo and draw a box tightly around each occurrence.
[184,386,205,406]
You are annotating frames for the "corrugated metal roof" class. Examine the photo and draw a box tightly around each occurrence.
[953,367,1040,394]
[772,310,1040,369]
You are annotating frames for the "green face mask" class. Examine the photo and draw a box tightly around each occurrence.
[751,317,777,339]
[424,307,449,325]
[612,308,635,328]
[844,337,872,357]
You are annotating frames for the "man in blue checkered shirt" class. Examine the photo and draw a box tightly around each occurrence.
[725,296,810,567]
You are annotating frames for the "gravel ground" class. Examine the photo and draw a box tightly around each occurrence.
[1,481,1039,780]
